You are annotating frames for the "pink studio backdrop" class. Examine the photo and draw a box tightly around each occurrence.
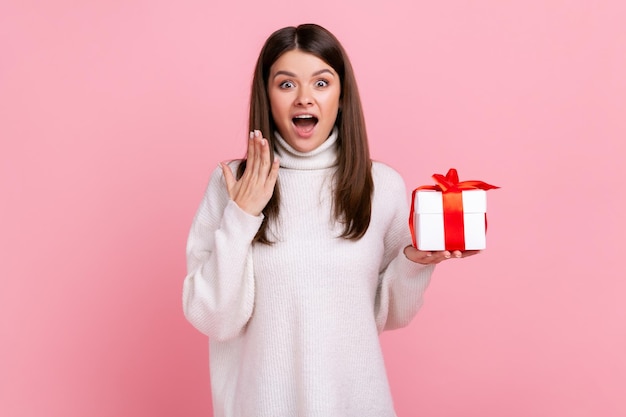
[1,1,625,416]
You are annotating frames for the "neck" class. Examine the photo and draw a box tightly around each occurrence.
[274,127,339,170]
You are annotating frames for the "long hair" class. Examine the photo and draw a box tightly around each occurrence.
[240,23,373,244]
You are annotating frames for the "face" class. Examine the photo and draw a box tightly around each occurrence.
[268,49,341,153]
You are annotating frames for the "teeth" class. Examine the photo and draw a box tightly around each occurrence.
[294,115,314,119]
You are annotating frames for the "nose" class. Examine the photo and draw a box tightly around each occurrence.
[295,87,313,106]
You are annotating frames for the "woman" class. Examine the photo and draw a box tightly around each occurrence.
[183,23,477,417]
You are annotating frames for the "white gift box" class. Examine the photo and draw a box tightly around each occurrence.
[412,189,488,251]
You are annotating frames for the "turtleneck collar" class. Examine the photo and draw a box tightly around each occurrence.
[274,127,339,170]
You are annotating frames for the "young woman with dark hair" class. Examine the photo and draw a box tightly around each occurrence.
[244,23,372,243]
[183,23,477,417]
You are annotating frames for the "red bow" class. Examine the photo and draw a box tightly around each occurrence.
[420,168,499,193]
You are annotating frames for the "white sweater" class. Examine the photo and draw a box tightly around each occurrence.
[183,129,435,417]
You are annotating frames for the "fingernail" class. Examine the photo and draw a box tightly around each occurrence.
[254,130,261,138]
[425,252,432,257]
[444,252,451,259]
[249,131,254,139]
[455,252,462,258]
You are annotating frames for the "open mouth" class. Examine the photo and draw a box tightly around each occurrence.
[292,114,318,134]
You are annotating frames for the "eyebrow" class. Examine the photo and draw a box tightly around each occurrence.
[272,69,335,79]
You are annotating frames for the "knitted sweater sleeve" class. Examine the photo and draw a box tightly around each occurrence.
[182,165,263,341]
[374,165,435,332]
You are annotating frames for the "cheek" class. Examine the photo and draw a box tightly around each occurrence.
[326,90,341,111]
[324,96,341,119]
[269,95,289,118]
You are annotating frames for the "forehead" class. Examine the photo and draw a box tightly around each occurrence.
[270,50,335,76]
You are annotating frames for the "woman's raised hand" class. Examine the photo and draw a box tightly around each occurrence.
[220,130,280,217]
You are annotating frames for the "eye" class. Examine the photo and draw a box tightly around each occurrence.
[315,79,329,88]
[279,80,295,89]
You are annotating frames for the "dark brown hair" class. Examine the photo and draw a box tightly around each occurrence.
[240,23,373,244]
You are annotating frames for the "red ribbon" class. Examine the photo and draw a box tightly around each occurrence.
[409,168,499,250]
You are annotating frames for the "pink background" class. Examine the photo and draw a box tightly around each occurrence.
[2,1,625,416]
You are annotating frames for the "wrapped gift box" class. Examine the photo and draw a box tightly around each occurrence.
[409,169,498,251]
[413,189,487,250]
